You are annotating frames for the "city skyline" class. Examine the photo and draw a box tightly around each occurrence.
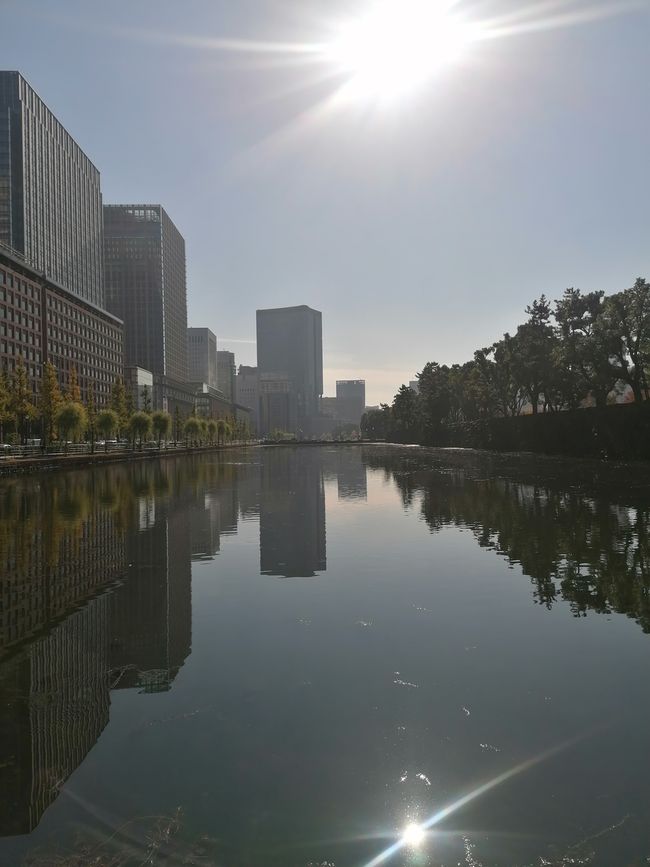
[4,1,647,404]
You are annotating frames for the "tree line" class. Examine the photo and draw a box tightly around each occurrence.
[362,277,650,442]
[0,360,249,451]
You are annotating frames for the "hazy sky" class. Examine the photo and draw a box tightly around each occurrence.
[3,0,649,404]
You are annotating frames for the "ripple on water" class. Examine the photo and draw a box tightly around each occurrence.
[393,672,419,689]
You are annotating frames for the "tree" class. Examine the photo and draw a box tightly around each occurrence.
[141,384,152,414]
[554,288,618,407]
[55,401,87,454]
[207,419,218,445]
[152,410,171,448]
[97,408,119,452]
[361,405,391,439]
[129,411,151,450]
[184,416,201,446]
[475,339,525,418]
[0,369,10,442]
[391,384,422,442]
[39,362,62,447]
[601,278,650,402]
[66,365,82,403]
[9,360,36,444]
[509,296,558,414]
[86,385,97,453]
[174,406,182,444]
[110,377,129,437]
[417,362,453,432]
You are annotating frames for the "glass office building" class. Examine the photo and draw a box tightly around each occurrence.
[103,205,188,383]
[0,72,104,306]
[256,305,323,435]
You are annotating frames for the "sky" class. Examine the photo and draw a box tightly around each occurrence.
[2,0,649,405]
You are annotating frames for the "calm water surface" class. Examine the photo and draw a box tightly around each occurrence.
[1,445,650,866]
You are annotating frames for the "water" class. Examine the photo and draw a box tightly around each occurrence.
[1,445,649,866]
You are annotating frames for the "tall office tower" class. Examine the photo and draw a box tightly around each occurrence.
[188,327,217,387]
[236,365,259,431]
[0,72,104,306]
[336,379,366,425]
[104,205,188,382]
[217,350,236,402]
[256,305,323,435]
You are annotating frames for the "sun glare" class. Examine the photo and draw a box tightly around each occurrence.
[402,822,426,846]
[325,0,477,103]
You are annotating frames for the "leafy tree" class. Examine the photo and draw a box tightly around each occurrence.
[174,406,182,444]
[602,278,650,402]
[554,288,619,407]
[129,411,151,450]
[110,377,129,437]
[39,362,62,446]
[361,405,391,439]
[184,416,201,446]
[152,410,171,448]
[475,338,524,417]
[66,365,82,403]
[97,408,119,452]
[0,369,10,442]
[86,385,98,453]
[509,296,558,414]
[391,384,422,442]
[207,419,218,445]
[9,360,36,444]
[141,384,152,414]
[55,401,87,454]
[417,362,453,431]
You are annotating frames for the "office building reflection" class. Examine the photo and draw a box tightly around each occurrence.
[0,461,195,835]
[108,497,192,693]
[259,448,326,578]
[0,597,110,836]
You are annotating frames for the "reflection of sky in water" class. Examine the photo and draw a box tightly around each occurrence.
[1,446,650,865]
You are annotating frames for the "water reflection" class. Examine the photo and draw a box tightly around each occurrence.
[0,445,649,859]
[260,448,327,577]
[364,448,650,634]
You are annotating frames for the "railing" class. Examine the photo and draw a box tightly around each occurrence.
[0,440,255,460]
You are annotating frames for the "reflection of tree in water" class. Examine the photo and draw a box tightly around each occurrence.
[363,448,650,633]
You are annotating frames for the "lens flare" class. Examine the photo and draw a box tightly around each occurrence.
[324,0,478,103]
[401,822,426,846]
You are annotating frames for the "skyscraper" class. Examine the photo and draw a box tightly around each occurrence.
[217,350,236,402]
[336,380,366,426]
[103,205,188,383]
[256,305,323,435]
[0,72,104,306]
[188,327,217,388]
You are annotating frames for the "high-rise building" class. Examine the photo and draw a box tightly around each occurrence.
[0,72,104,306]
[256,305,323,435]
[236,365,259,432]
[336,380,366,426]
[0,247,123,403]
[217,350,236,402]
[188,327,217,388]
[103,205,188,384]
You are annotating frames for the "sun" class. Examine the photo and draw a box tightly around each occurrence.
[325,0,477,104]
[402,822,426,847]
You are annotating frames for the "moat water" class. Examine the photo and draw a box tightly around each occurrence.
[1,446,649,866]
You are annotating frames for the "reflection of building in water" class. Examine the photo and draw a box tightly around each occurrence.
[0,597,110,836]
[259,449,326,578]
[320,447,368,501]
[109,501,192,693]
[0,478,126,655]
[336,450,368,502]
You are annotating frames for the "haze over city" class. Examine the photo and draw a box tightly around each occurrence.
[3,0,649,404]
